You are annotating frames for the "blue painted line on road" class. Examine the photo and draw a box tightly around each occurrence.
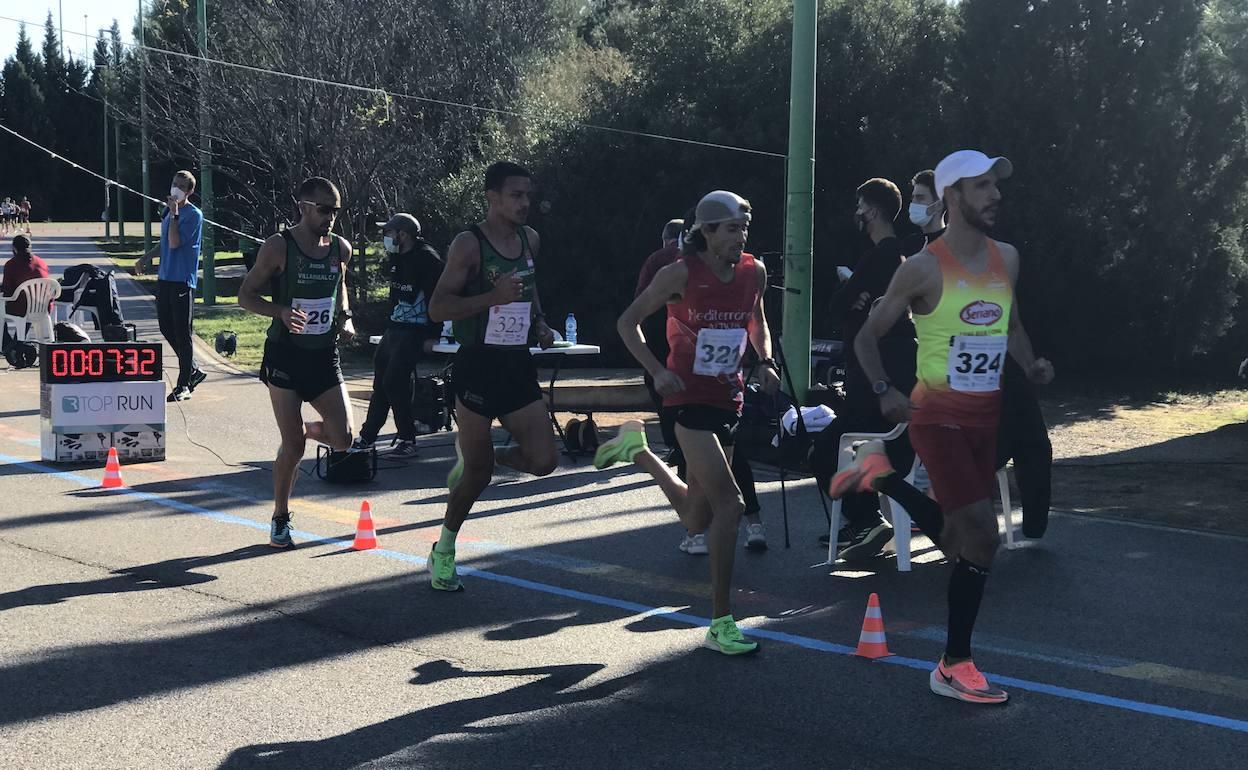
[898,625,1137,670]
[4,451,1248,735]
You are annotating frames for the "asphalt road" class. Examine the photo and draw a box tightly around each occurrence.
[1,234,1246,769]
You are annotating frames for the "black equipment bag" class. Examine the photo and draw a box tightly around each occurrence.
[412,375,452,432]
[315,445,377,483]
[65,265,125,331]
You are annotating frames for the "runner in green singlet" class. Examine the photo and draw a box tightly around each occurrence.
[424,161,559,592]
[239,176,357,549]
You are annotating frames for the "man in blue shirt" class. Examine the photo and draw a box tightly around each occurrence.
[136,170,205,401]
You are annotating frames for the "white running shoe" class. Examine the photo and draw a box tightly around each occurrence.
[679,532,708,555]
[744,522,768,551]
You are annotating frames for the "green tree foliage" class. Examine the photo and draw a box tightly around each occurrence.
[0,0,1243,372]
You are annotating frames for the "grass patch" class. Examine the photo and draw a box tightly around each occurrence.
[193,305,272,370]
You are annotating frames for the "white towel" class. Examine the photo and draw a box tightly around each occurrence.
[779,405,836,436]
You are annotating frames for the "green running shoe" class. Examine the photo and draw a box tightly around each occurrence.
[446,434,464,490]
[429,545,464,592]
[594,420,648,470]
[703,615,759,656]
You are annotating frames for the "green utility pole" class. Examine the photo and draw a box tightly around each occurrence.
[782,0,817,402]
[139,0,151,253]
[113,41,125,246]
[197,0,216,304]
[103,69,110,240]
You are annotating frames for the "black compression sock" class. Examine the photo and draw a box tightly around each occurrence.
[875,472,943,542]
[946,557,990,660]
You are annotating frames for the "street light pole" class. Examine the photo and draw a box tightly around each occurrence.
[102,64,110,240]
[139,0,152,253]
[113,36,125,246]
[196,0,215,305]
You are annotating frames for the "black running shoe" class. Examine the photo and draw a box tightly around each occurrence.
[167,386,191,402]
[837,519,894,561]
[818,525,854,549]
[390,439,418,458]
[187,368,207,392]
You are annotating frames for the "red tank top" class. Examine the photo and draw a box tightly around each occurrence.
[665,252,760,412]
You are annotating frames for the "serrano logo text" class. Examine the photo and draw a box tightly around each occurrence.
[960,300,1003,326]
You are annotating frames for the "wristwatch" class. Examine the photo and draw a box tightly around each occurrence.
[872,377,891,396]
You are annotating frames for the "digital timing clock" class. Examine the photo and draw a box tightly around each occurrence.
[39,342,163,384]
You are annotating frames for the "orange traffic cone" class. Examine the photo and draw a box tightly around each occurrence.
[854,592,894,659]
[352,500,377,550]
[102,447,124,489]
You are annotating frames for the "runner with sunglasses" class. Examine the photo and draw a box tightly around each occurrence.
[239,176,357,548]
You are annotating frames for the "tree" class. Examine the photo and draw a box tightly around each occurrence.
[956,0,1248,372]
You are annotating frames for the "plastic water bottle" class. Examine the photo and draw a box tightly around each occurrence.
[564,313,578,344]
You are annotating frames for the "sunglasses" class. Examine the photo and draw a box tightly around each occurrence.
[299,200,341,216]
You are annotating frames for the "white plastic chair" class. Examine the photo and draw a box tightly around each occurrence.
[2,277,61,343]
[888,465,1017,572]
[824,424,1018,572]
[825,423,908,567]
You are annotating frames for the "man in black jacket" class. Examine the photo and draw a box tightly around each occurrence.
[811,178,918,559]
[355,213,444,456]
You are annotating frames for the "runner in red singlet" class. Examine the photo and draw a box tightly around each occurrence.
[595,190,779,655]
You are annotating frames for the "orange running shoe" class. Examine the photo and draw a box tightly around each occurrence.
[929,658,1009,704]
[827,440,894,499]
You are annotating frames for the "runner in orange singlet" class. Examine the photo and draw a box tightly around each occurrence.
[834,151,1054,703]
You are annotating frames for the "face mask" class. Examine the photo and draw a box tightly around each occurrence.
[909,202,935,227]
[170,186,186,202]
[383,235,397,253]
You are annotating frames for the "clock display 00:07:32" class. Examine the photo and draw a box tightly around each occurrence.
[41,343,163,383]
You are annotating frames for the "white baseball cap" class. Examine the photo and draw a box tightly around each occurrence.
[934,151,1013,201]
[690,190,752,232]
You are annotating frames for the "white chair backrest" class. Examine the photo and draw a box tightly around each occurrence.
[12,277,61,342]
[17,277,61,313]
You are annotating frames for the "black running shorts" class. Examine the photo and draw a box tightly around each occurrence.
[451,345,543,419]
[260,339,344,403]
[667,404,740,447]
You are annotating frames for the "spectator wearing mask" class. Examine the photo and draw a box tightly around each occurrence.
[354,213,445,457]
[134,170,206,402]
[811,178,918,558]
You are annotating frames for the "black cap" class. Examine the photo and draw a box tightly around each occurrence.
[380,213,422,237]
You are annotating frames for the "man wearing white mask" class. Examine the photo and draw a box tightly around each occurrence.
[135,170,206,402]
[903,169,946,257]
[355,212,444,457]
[811,177,917,559]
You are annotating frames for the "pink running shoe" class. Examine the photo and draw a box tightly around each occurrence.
[930,658,1009,704]
[827,440,894,499]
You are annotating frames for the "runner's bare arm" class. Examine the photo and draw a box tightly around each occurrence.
[428,232,522,322]
[336,235,355,338]
[855,257,928,385]
[749,262,779,393]
[239,234,305,333]
[618,261,687,392]
[856,256,933,421]
[998,242,1054,384]
[523,227,556,348]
